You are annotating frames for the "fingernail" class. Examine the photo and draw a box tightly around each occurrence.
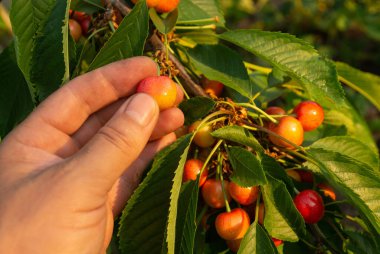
[125,93,158,126]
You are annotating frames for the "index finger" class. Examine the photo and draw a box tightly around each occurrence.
[25,57,158,136]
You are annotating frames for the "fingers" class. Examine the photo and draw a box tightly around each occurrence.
[14,57,158,143]
[108,132,177,215]
[63,93,159,194]
[150,108,184,140]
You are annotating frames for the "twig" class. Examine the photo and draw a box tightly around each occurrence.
[108,0,207,97]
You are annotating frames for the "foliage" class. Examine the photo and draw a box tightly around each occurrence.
[1,0,380,253]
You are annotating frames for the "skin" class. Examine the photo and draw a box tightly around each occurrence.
[0,57,184,254]
[215,208,250,240]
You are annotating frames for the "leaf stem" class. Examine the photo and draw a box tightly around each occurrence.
[238,103,278,124]
[175,24,217,30]
[244,62,272,74]
[217,151,231,213]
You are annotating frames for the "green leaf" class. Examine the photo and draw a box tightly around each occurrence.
[259,154,295,195]
[175,181,199,254]
[118,134,192,254]
[220,30,345,107]
[179,96,216,125]
[0,45,34,138]
[324,100,378,153]
[149,8,178,35]
[227,146,267,187]
[307,148,380,235]
[311,136,379,172]
[89,0,149,71]
[178,0,225,26]
[261,175,305,242]
[70,0,103,14]
[187,44,253,99]
[10,0,69,99]
[336,61,380,110]
[238,223,279,254]
[30,0,69,100]
[345,231,378,254]
[211,126,264,153]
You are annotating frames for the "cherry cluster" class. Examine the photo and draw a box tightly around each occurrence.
[68,10,92,42]
[135,75,332,252]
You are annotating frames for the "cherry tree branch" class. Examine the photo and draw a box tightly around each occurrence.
[106,0,207,96]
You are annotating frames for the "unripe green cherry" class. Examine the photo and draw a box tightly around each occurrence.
[189,120,215,148]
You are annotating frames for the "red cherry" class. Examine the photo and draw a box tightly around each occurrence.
[294,190,325,224]
[226,238,242,253]
[268,116,304,148]
[272,238,283,247]
[154,0,180,13]
[182,159,208,187]
[293,101,324,131]
[201,179,230,208]
[228,182,259,205]
[215,208,250,240]
[317,183,336,201]
[80,17,91,36]
[296,170,314,183]
[286,169,301,182]
[68,19,82,42]
[265,106,286,116]
[136,76,177,111]
[201,77,224,97]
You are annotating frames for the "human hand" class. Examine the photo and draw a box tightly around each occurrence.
[0,57,184,254]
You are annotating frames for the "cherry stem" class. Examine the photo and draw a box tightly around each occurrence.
[176,17,219,24]
[175,24,216,30]
[324,200,348,207]
[217,150,231,213]
[199,139,223,176]
[173,76,190,99]
[311,224,340,254]
[238,103,278,124]
[108,21,116,32]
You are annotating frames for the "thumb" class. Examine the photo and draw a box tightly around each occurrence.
[65,93,159,194]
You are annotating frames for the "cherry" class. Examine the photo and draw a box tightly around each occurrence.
[294,190,325,224]
[68,19,82,42]
[215,208,250,240]
[226,238,242,253]
[136,76,177,111]
[182,159,208,187]
[296,170,314,183]
[293,101,324,131]
[188,120,215,148]
[286,169,301,182]
[201,179,230,208]
[272,238,283,247]
[154,0,180,13]
[131,0,159,8]
[80,17,91,36]
[201,77,224,98]
[228,182,259,205]
[317,183,336,201]
[265,106,286,116]
[268,116,304,148]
